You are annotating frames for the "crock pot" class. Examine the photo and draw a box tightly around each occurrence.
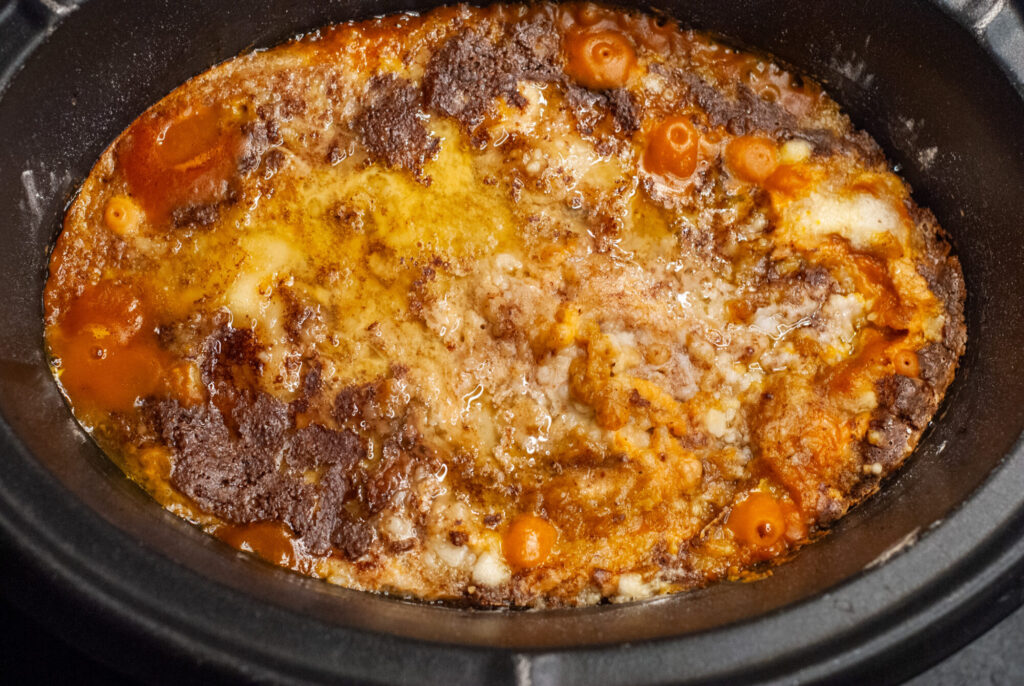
[1,0,1023,683]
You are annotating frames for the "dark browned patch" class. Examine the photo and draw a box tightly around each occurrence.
[238,118,282,174]
[423,17,561,132]
[279,287,322,342]
[860,414,914,471]
[876,374,933,431]
[146,326,439,558]
[263,148,286,174]
[171,203,220,228]
[354,74,439,179]
[407,265,438,320]
[257,97,307,123]
[332,513,378,560]
[565,86,641,136]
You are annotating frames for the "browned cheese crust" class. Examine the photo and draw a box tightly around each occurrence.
[43,3,966,606]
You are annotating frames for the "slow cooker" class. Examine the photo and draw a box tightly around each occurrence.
[1,0,1023,683]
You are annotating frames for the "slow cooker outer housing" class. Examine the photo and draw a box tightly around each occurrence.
[1,0,1023,683]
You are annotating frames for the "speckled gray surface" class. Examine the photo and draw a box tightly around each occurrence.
[910,579,1024,685]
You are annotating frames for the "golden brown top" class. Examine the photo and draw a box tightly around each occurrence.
[44,2,965,607]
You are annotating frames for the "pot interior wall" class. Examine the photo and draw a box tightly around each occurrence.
[0,0,1023,653]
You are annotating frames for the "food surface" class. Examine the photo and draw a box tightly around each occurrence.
[44,2,966,607]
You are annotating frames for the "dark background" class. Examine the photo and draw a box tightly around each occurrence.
[3,581,1022,685]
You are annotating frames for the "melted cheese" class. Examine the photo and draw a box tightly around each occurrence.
[784,190,909,250]
[42,2,962,607]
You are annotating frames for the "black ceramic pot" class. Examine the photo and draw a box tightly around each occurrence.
[1,1,1023,683]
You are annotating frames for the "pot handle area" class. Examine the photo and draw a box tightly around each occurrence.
[934,0,1024,97]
